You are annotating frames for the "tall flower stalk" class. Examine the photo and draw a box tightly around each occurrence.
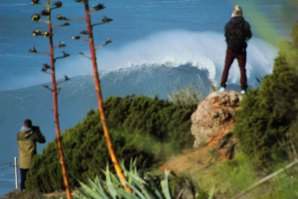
[72,0,132,193]
[30,0,72,198]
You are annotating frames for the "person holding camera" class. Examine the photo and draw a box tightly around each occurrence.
[16,119,46,190]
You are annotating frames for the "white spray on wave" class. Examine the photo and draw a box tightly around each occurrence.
[61,30,278,86]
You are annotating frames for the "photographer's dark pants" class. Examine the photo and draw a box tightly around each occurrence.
[20,168,29,190]
[220,48,247,90]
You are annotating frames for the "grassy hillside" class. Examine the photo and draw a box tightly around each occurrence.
[25,95,196,192]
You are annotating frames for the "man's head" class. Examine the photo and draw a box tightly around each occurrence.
[232,5,243,17]
[24,119,33,128]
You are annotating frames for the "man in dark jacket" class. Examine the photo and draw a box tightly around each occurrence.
[16,119,46,190]
[219,5,252,94]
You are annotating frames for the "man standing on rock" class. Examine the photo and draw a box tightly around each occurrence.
[219,5,252,94]
[17,119,46,190]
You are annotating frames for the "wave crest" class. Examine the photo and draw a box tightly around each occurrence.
[63,30,277,87]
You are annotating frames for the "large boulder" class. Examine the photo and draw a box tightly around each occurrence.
[191,91,242,148]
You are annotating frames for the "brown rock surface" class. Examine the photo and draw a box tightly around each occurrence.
[191,91,242,148]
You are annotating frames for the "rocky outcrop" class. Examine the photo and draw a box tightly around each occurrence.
[159,91,243,174]
[191,91,242,148]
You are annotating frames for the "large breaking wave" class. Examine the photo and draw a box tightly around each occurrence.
[62,30,277,87]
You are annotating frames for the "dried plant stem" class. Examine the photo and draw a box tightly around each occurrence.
[83,0,132,193]
[47,1,72,198]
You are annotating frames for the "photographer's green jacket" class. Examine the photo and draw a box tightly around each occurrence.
[17,127,46,169]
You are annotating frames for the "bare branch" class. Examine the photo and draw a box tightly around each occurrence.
[95,37,112,49]
[57,15,69,21]
[79,52,91,59]
[43,85,53,92]
[80,30,88,35]
[92,16,113,27]
[72,35,88,42]
[53,22,70,29]
[54,51,70,62]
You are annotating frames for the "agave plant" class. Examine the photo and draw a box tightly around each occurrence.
[75,164,173,199]
[74,161,215,199]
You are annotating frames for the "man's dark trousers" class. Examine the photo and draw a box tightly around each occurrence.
[20,168,29,190]
[220,48,248,90]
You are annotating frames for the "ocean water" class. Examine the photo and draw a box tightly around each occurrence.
[0,0,297,91]
[0,0,298,196]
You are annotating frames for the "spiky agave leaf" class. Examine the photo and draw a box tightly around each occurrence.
[128,172,159,199]
[78,177,110,199]
[104,165,118,199]
[160,170,172,199]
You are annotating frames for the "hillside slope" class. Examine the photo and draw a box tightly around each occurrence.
[160,91,242,172]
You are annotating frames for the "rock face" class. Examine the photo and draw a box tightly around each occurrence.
[191,91,242,148]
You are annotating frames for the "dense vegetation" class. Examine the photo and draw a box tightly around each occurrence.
[26,96,196,192]
[234,23,298,169]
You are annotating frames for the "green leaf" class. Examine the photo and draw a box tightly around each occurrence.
[160,170,172,199]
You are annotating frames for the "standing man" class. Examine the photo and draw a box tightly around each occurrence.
[17,119,46,190]
[219,5,252,94]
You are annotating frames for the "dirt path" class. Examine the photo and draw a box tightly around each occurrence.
[159,123,235,174]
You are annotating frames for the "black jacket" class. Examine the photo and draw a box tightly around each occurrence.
[225,16,252,51]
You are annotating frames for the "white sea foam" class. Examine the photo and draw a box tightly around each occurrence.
[62,30,277,87]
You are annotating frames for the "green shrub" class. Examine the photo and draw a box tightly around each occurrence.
[217,153,257,197]
[258,170,298,199]
[234,57,298,168]
[169,87,204,108]
[26,96,195,192]
[287,116,298,160]
[234,23,298,169]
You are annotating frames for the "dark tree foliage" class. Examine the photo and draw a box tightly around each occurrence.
[26,96,195,192]
[234,23,298,169]
[104,95,195,146]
